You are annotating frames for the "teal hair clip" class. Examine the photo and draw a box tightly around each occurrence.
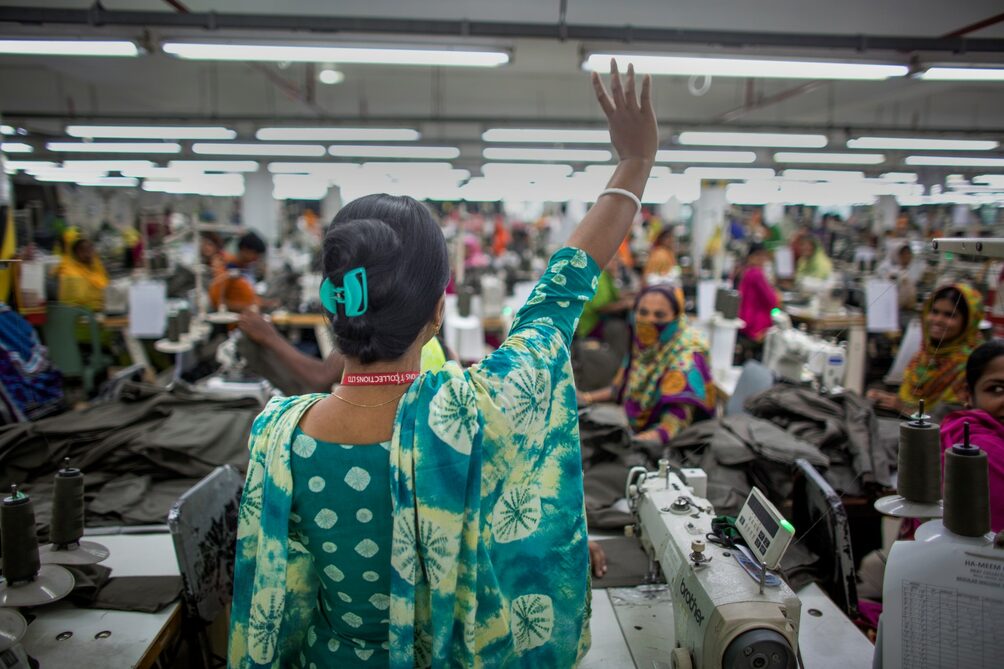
[320,267,369,317]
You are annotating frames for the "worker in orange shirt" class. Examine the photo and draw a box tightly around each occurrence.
[208,231,266,312]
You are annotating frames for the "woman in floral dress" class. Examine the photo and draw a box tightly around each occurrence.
[229,60,658,668]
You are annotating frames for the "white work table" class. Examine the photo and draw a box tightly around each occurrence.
[583,582,874,668]
[19,531,182,669]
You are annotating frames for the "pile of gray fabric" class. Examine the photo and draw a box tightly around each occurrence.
[742,385,894,495]
[0,381,261,533]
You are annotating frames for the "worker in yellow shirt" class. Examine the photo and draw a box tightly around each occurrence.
[56,237,109,311]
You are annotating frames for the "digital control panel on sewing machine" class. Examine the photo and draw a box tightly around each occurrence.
[736,488,795,571]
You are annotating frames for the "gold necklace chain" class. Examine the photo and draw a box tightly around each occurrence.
[331,389,407,409]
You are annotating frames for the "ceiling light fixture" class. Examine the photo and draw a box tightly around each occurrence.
[782,169,867,180]
[328,145,460,159]
[774,152,885,164]
[257,128,420,141]
[0,39,139,57]
[75,177,139,188]
[482,147,612,162]
[657,150,757,163]
[482,129,610,143]
[46,142,182,154]
[584,53,907,80]
[920,67,1004,82]
[905,155,1004,167]
[847,137,999,151]
[167,160,261,172]
[678,132,827,148]
[162,42,509,68]
[63,160,156,171]
[0,125,14,135]
[318,68,345,85]
[192,143,326,157]
[683,167,776,180]
[1,142,32,153]
[66,125,237,140]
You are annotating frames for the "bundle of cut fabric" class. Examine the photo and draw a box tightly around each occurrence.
[0,381,261,533]
[742,385,894,495]
[0,304,63,424]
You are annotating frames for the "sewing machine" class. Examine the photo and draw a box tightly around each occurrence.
[762,310,847,390]
[622,465,801,669]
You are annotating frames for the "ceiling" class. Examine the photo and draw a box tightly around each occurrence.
[1,1,1003,204]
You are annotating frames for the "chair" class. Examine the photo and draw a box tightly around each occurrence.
[168,465,245,669]
[724,360,775,416]
[41,303,111,394]
[791,458,859,617]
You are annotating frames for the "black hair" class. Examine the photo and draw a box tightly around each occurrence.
[322,194,449,364]
[71,238,92,254]
[237,231,266,255]
[929,285,969,329]
[746,241,766,258]
[654,229,674,247]
[966,339,1004,393]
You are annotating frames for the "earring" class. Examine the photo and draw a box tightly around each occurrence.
[434,323,442,335]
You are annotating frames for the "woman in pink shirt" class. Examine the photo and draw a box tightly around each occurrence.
[940,339,1004,532]
[738,243,780,355]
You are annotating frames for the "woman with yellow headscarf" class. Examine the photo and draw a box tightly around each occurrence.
[56,236,108,311]
[868,283,984,416]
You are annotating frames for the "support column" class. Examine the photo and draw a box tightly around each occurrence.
[320,185,342,224]
[241,168,279,242]
[692,182,727,278]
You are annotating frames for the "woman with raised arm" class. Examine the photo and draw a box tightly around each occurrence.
[228,60,658,668]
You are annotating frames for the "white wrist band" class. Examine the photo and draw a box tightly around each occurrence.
[599,188,642,216]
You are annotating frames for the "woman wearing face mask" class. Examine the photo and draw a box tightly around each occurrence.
[940,339,1004,532]
[868,284,984,417]
[578,284,714,444]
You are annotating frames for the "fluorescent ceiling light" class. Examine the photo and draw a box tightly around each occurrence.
[1,143,32,153]
[879,172,918,183]
[684,167,776,180]
[482,129,610,143]
[920,67,1004,81]
[905,155,1004,167]
[847,136,999,151]
[168,160,260,172]
[35,172,110,182]
[318,68,345,85]
[162,42,509,67]
[47,142,181,154]
[75,177,139,188]
[678,132,827,148]
[329,145,460,159]
[0,125,14,135]
[63,160,155,171]
[267,162,362,175]
[483,147,612,162]
[656,150,756,164]
[774,152,884,165]
[193,143,325,157]
[782,169,867,180]
[584,53,907,80]
[0,39,138,57]
[257,128,420,142]
[3,160,56,171]
[481,163,574,178]
[974,175,1004,186]
[66,125,236,140]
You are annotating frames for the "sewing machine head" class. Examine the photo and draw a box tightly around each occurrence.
[627,465,801,669]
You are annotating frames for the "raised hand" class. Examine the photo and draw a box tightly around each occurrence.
[591,60,658,163]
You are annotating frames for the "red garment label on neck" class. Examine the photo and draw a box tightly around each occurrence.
[341,372,420,386]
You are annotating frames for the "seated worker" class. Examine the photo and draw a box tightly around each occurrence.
[199,231,234,274]
[237,309,454,391]
[878,241,923,311]
[795,235,832,281]
[56,238,109,311]
[208,231,266,312]
[643,228,678,284]
[868,284,984,417]
[940,339,1004,532]
[738,242,780,357]
[577,283,714,444]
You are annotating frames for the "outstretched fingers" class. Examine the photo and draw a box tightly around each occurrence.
[609,58,625,108]
[624,63,638,111]
[592,72,615,117]
[640,73,653,114]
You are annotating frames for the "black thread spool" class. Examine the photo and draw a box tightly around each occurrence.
[50,460,84,547]
[897,400,942,504]
[166,312,181,343]
[177,306,191,335]
[943,421,991,537]
[1,485,40,584]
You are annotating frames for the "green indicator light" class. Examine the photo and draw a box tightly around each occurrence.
[780,519,795,533]
[770,308,783,317]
